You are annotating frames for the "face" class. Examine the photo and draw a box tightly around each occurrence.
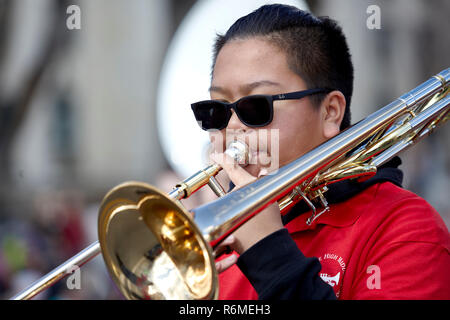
[209,37,341,177]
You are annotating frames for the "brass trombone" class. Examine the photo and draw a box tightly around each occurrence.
[11,68,449,300]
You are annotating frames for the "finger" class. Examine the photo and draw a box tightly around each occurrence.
[220,234,235,247]
[213,235,235,257]
[210,153,256,188]
[213,245,232,258]
[215,254,238,273]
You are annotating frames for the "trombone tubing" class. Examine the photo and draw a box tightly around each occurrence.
[10,241,101,300]
[193,69,449,248]
[371,95,449,167]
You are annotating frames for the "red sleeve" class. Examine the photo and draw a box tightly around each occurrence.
[350,191,450,300]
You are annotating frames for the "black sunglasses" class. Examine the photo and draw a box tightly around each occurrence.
[191,88,332,131]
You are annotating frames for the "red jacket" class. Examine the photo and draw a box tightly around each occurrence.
[218,182,450,300]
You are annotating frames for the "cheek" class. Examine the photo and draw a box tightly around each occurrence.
[270,108,322,163]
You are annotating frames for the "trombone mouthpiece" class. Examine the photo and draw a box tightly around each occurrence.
[225,141,249,166]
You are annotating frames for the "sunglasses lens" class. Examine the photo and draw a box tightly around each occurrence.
[192,101,229,130]
[236,96,272,126]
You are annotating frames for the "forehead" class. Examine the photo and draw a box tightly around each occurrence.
[211,37,304,92]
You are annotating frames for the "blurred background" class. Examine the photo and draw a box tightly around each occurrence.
[0,0,448,299]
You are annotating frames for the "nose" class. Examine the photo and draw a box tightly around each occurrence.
[226,109,248,131]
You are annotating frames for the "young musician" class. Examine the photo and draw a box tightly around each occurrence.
[190,4,449,299]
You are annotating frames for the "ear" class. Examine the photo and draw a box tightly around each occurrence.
[321,90,346,139]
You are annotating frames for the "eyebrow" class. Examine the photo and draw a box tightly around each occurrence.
[209,80,281,94]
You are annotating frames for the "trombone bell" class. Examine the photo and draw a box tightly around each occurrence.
[98,181,218,300]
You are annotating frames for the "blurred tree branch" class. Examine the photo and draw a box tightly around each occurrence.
[0,0,71,183]
[0,0,12,65]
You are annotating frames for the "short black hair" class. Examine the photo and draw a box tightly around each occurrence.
[212,4,354,130]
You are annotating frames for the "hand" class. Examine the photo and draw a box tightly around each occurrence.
[210,152,284,255]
